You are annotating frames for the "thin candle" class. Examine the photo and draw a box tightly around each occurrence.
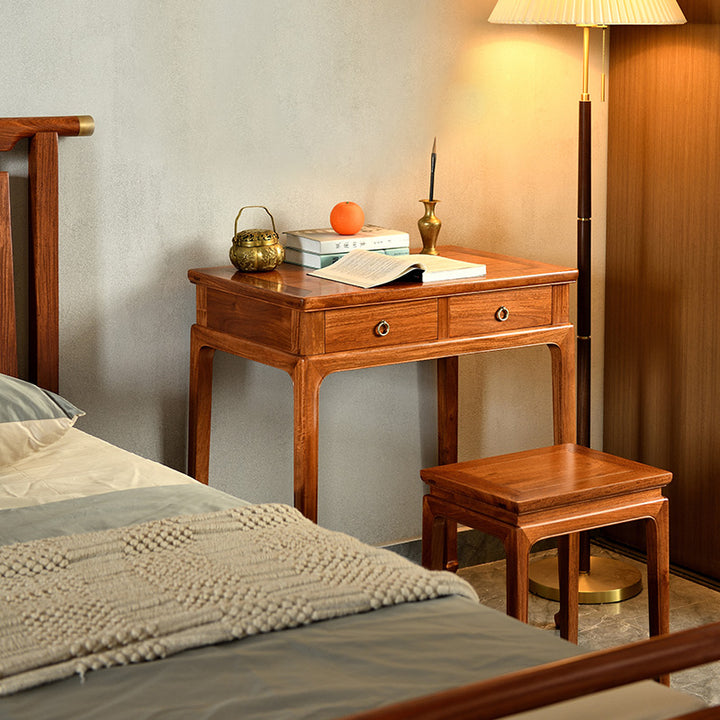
[429,137,437,201]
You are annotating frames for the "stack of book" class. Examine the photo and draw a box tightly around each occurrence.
[282,225,410,268]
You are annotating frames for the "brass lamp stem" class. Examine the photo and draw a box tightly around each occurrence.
[601,27,607,102]
[581,26,591,100]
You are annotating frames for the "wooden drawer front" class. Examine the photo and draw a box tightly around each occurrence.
[205,289,294,352]
[325,300,438,352]
[448,287,552,337]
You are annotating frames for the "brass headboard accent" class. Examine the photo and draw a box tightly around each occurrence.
[0,115,94,392]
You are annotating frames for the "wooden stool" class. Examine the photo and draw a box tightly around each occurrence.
[421,444,671,646]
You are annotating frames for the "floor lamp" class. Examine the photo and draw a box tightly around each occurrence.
[488,0,686,603]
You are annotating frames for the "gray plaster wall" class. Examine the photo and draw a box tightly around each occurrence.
[2,0,607,546]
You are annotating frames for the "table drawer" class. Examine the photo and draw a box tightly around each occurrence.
[325,300,438,352]
[448,287,553,337]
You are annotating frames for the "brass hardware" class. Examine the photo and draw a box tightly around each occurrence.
[418,199,441,255]
[581,25,591,101]
[529,555,643,604]
[495,306,510,322]
[77,116,95,136]
[230,205,285,272]
[601,26,607,102]
[375,320,390,337]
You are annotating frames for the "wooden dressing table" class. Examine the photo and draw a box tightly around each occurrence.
[188,246,577,523]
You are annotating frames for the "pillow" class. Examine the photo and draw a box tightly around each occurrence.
[0,373,85,465]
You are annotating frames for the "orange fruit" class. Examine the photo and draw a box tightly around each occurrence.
[330,202,364,235]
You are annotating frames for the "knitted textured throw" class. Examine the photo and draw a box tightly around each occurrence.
[0,503,477,694]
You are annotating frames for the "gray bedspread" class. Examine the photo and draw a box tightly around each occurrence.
[0,485,706,719]
[1,503,474,695]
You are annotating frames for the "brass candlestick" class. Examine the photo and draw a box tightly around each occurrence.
[418,199,441,255]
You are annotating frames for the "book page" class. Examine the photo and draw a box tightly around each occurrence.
[409,254,478,273]
[309,250,420,288]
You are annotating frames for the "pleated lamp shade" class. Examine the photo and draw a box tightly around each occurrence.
[488,0,686,25]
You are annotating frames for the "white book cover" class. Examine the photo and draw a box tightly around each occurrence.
[284,247,345,268]
[283,225,410,254]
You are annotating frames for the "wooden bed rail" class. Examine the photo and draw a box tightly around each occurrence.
[0,115,94,391]
[0,115,94,152]
[0,172,15,377]
[346,620,720,720]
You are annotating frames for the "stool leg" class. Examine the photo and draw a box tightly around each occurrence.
[505,529,532,624]
[557,533,580,643]
[443,520,459,573]
[422,495,447,570]
[646,499,670,685]
[422,495,460,573]
[646,499,670,637]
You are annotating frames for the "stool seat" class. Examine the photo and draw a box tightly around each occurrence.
[421,443,671,657]
[425,444,671,514]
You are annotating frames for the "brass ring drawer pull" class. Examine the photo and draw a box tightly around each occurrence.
[495,306,510,322]
[375,320,390,337]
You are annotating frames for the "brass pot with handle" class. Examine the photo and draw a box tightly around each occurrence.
[229,205,285,272]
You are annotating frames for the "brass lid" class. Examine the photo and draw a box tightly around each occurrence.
[233,228,279,247]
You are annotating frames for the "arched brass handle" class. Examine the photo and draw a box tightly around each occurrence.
[234,205,276,236]
[375,320,390,337]
[495,306,510,322]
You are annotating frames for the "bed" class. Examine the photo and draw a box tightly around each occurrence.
[1,115,719,720]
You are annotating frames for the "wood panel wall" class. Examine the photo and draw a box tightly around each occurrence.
[603,1,720,579]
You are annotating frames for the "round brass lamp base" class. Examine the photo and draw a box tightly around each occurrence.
[529,556,643,604]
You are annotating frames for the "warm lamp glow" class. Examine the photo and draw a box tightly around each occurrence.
[488,0,686,26]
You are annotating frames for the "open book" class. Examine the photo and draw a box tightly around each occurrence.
[308,249,486,288]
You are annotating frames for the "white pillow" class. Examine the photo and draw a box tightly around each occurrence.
[0,374,85,465]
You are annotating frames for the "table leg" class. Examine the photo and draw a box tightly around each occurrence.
[437,356,460,571]
[437,356,459,465]
[547,330,581,633]
[548,329,576,445]
[188,325,215,484]
[292,360,323,522]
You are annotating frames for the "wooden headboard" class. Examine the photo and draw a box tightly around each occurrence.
[0,115,94,393]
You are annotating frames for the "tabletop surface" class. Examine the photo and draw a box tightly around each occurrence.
[188,246,578,311]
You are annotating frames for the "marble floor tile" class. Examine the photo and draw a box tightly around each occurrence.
[458,545,720,707]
